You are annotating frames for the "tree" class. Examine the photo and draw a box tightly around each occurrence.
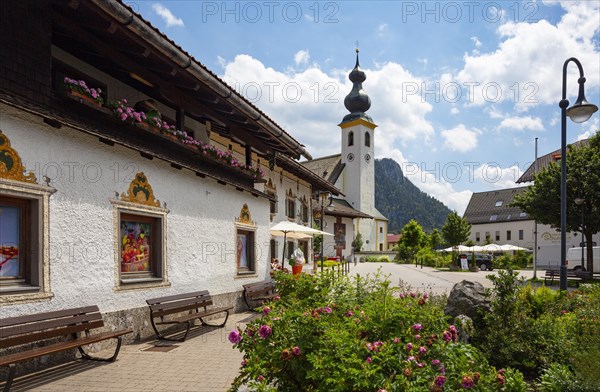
[441,212,471,265]
[429,229,443,250]
[400,219,426,261]
[512,131,600,274]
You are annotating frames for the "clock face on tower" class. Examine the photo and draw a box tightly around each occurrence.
[364,153,371,163]
[347,153,355,162]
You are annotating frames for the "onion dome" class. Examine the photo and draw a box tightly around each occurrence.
[342,49,373,124]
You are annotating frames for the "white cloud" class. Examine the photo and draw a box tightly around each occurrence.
[152,3,184,27]
[471,36,482,48]
[441,124,479,152]
[294,50,310,66]
[450,107,460,115]
[218,54,434,157]
[498,116,544,131]
[377,23,389,37]
[473,163,525,190]
[455,2,599,109]
[485,106,504,119]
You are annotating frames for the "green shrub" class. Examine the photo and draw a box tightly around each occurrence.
[536,363,578,392]
[230,272,517,391]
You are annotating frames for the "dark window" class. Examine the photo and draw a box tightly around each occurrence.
[495,231,500,241]
[485,232,490,241]
[286,241,294,259]
[519,230,524,240]
[286,199,296,220]
[301,203,308,223]
[506,231,511,241]
[270,239,279,262]
[119,213,163,280]
[475,232,480,242]
[348,131,354,146]
[237,230,255,273]
[365,131,370,147]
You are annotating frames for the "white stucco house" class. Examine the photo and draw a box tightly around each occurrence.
[0,0,339,340]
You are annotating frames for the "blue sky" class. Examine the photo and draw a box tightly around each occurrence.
[135,1,600,214]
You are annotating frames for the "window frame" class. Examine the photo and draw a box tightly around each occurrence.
[236,229,256,274]
[365,131,371,147]
[518,229,524,241]
[506,230,512,241]
[0,181,54,303]
[112,200,169,290]
[348,131,354,146]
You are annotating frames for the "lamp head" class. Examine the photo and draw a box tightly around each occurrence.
[567,77,598,123]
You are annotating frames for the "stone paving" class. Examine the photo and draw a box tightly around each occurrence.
[2,312,255,392]
[1,264,545,392]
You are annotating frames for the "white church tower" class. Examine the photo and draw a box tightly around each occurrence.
[339,49,383,251]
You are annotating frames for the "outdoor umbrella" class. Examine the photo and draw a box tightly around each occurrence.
[499,244,531,251]
[269,221,332,268]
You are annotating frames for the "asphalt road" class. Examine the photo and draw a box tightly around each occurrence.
[348,262,540,295]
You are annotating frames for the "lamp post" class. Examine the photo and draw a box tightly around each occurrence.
[559,57,598,290]
[574,197,585,270]
[320,193,325,274]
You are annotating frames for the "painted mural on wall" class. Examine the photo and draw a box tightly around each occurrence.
[0,207,20,277]
[120,219,151,273]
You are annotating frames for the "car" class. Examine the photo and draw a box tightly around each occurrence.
[457,253,494,271]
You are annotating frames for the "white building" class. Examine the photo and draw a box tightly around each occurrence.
[0,0,339,339]
[463,186,599,269]
[303,51,389,260]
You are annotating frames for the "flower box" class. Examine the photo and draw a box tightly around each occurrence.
[65,89,103,109]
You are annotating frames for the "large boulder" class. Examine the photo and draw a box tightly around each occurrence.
[444,280,490,325]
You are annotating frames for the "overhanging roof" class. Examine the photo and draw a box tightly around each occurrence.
[50,0,311,160]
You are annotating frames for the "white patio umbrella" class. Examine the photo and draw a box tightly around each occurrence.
[269,221,332,268]
[438,245,474,252]
[499,244,531,251]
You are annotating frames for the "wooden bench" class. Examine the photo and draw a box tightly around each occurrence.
[242,280,277,309]
[0,305,132,392]
[543,269,595,285]
[146,290,233,342]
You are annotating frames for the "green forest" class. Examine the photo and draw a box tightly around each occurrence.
[375,158,452,233]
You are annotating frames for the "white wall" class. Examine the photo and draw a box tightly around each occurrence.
[1,103,270,317]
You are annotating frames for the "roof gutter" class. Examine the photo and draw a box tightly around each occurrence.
[90,0,312,160]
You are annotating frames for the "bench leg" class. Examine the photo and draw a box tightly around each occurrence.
[243,292,252,310]
[200,311,229,328]
[3,364,16,392]
[151,318,191,342]
[77,336,123,362]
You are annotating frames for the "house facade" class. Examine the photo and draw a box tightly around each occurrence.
[463,186,600,268]
[0,0,338,339]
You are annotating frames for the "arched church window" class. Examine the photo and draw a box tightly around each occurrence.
[348,131,354,146]
[365,131,370,147]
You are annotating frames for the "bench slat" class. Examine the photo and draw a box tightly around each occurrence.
[164,306,234,324]
[0,306,100,328]
[0,329,132,367]
[1,312,102,339]
[146,290,209,306]
[0,320,104,349]
[150,299,214,317]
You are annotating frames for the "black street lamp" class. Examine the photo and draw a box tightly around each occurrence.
[574,197,585,270]
[559,57,598,290]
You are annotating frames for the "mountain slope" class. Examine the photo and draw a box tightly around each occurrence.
[375,158,452,233]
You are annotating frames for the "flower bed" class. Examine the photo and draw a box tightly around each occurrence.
[229,272,525,391]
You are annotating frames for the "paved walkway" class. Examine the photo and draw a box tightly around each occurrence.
[2,264,546,391]
[3,312,255,392]
[349,262,541,295]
